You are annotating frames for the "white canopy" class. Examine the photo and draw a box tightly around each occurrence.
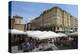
[57,33,67,37]
[67,32,78,36]
[9,29,26,34]
[26,31,67,40]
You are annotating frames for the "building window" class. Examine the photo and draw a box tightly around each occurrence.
[57,27,59,30]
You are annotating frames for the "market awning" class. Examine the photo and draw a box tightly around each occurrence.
[26,31,67,40]
[9,29,26,34]
[57,33,68,37]
[67,32,78,36]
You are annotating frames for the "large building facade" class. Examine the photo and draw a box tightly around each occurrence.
[28,7,78,32]
[9,16,26,31]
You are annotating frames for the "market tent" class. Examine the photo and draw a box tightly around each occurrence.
[57,33,67,37]
[9,29,26,34]
[26,31,67,40]
[26,31,44,39]
[67,32,78,36]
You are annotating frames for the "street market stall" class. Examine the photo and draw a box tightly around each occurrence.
[9,30,78,52]
[66,32,78,49]
[9,29,27,46]
[24,31,68,51]
[26,31,67,40]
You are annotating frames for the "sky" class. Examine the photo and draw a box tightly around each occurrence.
[9,1,78,23]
